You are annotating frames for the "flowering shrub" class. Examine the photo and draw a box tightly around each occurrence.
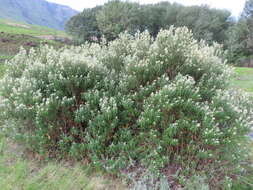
[0,27,252,188]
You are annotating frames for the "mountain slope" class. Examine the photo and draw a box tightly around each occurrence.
[0,0,78,30]
[0,18,68,64]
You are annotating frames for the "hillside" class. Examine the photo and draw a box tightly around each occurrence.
[0,19,69,64]
[0,0,78,30]
[0,19,67,36]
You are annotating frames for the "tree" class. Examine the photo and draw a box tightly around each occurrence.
[241,0,253,54]
[225,0,253,62]
[176,5,231,44]
[65,0,232,44]
[139,2,171,37]
[96,0,140,41]
[65,7,101,43]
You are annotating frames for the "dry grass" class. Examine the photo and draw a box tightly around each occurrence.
[0,136,126,190]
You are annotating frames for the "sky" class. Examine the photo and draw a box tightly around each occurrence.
[46,0,246,18]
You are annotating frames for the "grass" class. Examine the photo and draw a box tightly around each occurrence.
[230,67,253,189]
[231,67,253,93]
[0,31,65,64]
[0,135,126,190]
[0,18,71,63]
[0,19,67,37]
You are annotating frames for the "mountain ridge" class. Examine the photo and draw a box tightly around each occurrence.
[0,0,79,30]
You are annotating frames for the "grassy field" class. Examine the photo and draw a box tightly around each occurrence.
[231,67,253,93]
[0,32,64,63]
[0,19,69,64]
[232,67,253,166]
[0,135,126,190]
[0,19,67,37]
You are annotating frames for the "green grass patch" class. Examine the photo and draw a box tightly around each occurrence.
[230,67,253,189]
[231,67,253,93]
[0,18,70,64]
[0,19,67,37]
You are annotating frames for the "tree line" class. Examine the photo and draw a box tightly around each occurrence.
[65,0,253,63]
[225,0,253,62]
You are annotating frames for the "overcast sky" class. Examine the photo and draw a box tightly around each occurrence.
[46,0,246,17]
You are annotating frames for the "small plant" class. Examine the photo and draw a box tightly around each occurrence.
[1,27,252,189]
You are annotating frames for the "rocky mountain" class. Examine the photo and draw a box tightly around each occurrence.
[0,0,79,30]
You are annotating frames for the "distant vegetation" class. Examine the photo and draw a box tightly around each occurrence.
[226,0,253,63]
[66,0,231,45]
[66,0,253,65]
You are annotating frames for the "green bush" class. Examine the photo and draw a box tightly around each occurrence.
[1,27,252,189]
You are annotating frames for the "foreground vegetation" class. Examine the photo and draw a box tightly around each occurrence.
[0,64,125,190]
[0,55,252,190]
[0,27,252,189]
